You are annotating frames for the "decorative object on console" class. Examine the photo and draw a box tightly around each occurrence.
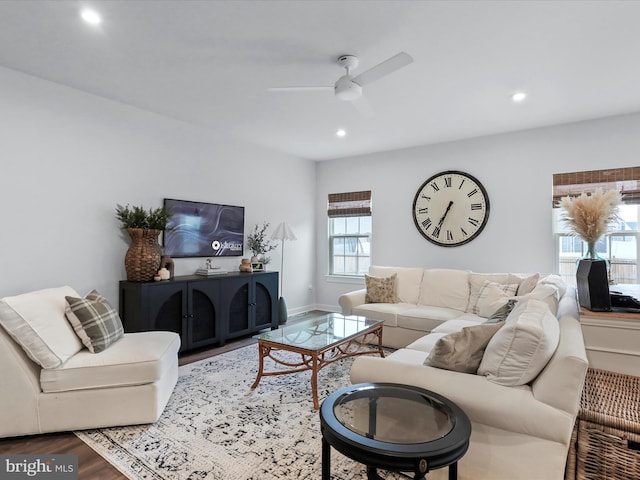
[412,170,490,247]
[270,222,297,325]
[160,255,174,279]
[158,267,171,280]
[560,188,622,310]
[247,222,278,265]
[239,258,252,272]
[115,204,170,282]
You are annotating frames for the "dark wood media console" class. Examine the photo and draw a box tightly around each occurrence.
[119,271,278,352]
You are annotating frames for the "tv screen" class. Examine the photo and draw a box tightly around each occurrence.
[163,199,244,257]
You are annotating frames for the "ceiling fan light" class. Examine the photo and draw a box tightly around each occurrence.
[335,76,362,101]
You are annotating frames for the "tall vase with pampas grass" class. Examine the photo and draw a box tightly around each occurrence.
[559,188,622,264]
[560,188,622,309]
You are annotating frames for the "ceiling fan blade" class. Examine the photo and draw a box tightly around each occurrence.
[352,52,413,87]
[267,86,333,92]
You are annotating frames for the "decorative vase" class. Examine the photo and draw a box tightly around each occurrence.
[124,228,162,281]
[579,240,610,275]
[278,296,288,325]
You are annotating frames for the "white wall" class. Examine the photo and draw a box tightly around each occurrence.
[0,66,316,314]
[316,113,640,309]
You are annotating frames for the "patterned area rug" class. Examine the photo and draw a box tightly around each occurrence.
[75,344,397,480]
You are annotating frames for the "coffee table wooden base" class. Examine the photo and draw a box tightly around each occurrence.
[251,325,384,409]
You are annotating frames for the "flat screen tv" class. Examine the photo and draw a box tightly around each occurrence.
[163,198,244,257]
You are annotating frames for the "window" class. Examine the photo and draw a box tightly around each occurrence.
[553,167,640,285]
[328,191,371,276]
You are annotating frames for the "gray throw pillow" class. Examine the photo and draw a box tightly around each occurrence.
[484,299,518,324]
[424,322,504,374]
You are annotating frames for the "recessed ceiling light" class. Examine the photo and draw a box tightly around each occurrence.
[81,9,102,25]
[336,129,347,137]
[511,92,527,103]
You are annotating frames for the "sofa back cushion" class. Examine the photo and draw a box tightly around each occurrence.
[418,268,470,311]
[478,299,560,386]
[369,266,424,304]
[0,286,84,369]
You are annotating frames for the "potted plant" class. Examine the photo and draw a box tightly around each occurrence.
[116,204,171,281]
[246,222,277,265]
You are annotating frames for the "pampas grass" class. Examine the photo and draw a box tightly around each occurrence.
[560,188,622,242]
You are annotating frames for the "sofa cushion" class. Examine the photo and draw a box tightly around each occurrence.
[432,317,484,334]
[352,303,417,327]
[397,306,465,333]
[369,266,424,304]
[405,332,448,353]
[40,331,181,393]
[417,268,470,311]
[424,323,504,373]
[65,290,124,353]
[478,299,560,386]
[365,274,399,304]
[0,286,84,369]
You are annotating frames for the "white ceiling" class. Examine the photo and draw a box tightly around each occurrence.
[1,0,640,161]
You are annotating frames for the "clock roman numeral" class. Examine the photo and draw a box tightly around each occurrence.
[470,203,483,210]
[432,226,441,238]
[444,176,452,187]
[458,179,466,189]
[417,207,428,214]
[421,194,431,201]
[430,182,440,192]
[468,217,479,227]
[422,218,432,229]
[467,188,478,198]
[446,230,453,241]
[460,227,468,237]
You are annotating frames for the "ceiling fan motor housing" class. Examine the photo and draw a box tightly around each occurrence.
[335,75,362,101]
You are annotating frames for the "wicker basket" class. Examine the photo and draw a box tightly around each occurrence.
[566,368,640,480]
[124,228,162,282]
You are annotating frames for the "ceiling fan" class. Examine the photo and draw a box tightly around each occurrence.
[268,52,413,109]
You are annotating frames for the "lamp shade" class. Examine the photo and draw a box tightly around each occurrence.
[271,222,297,241]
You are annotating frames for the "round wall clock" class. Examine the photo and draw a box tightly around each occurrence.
[412,170,490,247]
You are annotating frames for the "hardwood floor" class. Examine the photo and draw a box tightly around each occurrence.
[0,311,324,479]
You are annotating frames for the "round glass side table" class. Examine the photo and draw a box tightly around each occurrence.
[320,383,471,480]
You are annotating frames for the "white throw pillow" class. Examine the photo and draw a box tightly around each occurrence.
[0,286,84,368]
[478,299,560,386]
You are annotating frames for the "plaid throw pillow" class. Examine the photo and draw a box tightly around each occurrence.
[65,290,124,353]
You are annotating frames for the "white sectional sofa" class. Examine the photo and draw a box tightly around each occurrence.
[341,266,588,480]
[0,286,180,438]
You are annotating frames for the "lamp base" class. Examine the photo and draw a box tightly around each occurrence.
[278,296,288,325]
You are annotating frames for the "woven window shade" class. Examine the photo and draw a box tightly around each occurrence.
[553,167,640,206]
[328,190,372,217]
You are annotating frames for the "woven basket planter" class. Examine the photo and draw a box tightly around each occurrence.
[124,228,162,282]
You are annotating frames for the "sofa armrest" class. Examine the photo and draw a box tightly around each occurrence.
[338,289,366,315]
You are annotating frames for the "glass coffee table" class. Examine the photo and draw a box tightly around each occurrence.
[320,383,471,480]
[251,313,384,409]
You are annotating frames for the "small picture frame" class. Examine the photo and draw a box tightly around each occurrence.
[251,262,264,272]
